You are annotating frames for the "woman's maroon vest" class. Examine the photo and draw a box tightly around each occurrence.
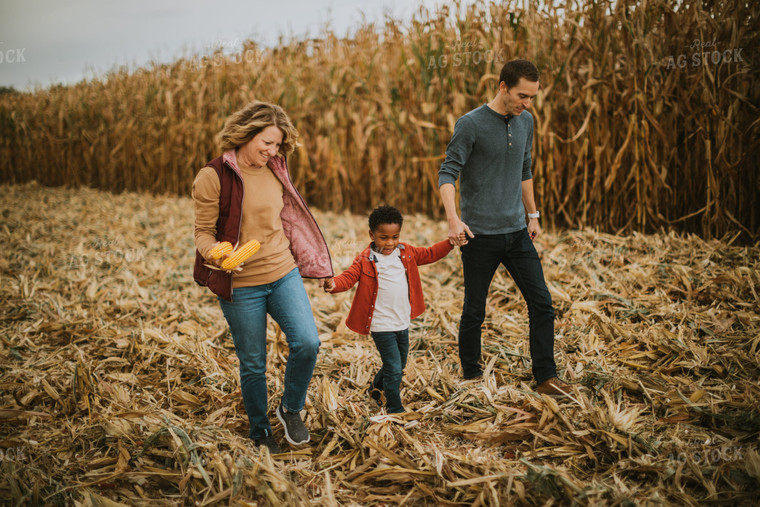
[192,156,243,301]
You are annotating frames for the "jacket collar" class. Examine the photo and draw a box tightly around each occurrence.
[222,150,244,179]
[367,243,405,262]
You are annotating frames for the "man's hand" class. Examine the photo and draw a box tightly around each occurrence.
[527,218,541,240]
[440,183,473,246]
[448,218,474,246]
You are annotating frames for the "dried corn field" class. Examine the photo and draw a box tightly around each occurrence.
[1,182,759,506]
[0,0,758,241]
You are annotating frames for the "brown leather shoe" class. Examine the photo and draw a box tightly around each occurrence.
[536,377,572,396]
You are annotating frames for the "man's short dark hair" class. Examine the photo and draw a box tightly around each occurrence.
[499,59,540,89]
[368,205,404,231]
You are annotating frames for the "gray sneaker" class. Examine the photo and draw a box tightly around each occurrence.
[276,404,310,445]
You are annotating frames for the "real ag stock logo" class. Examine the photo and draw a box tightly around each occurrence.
[186,38,265,70]
[669,443,745,466]
[427,39,507,70]
[663,38,745,70]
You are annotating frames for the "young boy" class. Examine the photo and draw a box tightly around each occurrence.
[324,205,456,413]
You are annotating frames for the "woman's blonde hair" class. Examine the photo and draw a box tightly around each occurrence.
[216,101,300,155]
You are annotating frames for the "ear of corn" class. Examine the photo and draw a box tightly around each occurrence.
[208,241,233,260]
[221,239,261,270]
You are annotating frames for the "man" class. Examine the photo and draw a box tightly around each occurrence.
[438,59,569,395]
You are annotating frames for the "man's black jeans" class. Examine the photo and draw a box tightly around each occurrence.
[459,228,557,383]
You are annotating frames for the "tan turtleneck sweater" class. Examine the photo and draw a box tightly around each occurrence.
[192,165,296,288]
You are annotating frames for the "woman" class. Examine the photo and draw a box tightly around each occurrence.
[193,101,332,454]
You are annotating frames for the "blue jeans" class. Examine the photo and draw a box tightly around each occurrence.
[459,229,557,383]
[218,268,320,440]
[370,329,409,413]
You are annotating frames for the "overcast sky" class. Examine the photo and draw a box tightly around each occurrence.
[0,0,449,91]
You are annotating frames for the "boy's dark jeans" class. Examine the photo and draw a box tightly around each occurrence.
[370,329,409,413]
[459,229,557,383]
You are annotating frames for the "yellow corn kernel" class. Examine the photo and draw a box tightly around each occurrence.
[209,241,233,260]
[221,239,261,270]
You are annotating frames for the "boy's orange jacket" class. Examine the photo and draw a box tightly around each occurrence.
[329,240,453,334]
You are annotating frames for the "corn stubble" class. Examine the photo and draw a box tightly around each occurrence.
[1,182,758,505]
[0,0,757,242]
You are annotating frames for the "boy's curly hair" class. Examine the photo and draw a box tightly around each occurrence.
[368,205,404,231]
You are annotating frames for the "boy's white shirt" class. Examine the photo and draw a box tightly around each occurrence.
[370,248,411,332]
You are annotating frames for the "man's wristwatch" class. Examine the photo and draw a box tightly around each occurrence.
[528,211,540,219]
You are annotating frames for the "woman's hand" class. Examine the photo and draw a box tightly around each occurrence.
[205,242,244,272]
[321,277,335,292]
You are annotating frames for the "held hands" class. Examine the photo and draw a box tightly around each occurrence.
[321,277,335,292]
[448,218,474,246]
